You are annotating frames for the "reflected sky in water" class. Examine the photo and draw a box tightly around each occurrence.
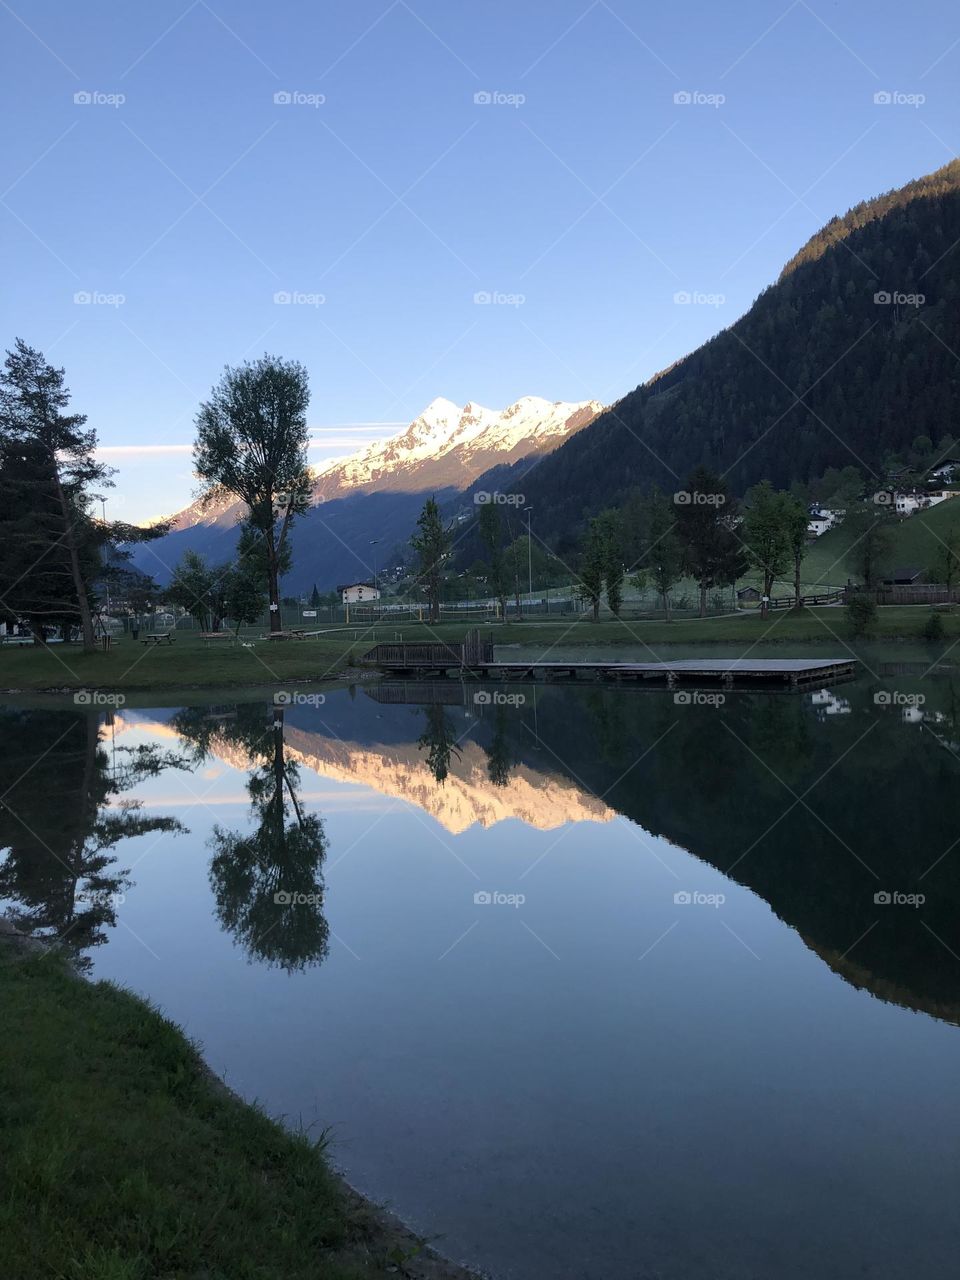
[2,668,960,1280]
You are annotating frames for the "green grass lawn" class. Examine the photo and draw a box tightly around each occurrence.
[1,606,958,694]
[0,946,461,1280]
[800,497,960,585]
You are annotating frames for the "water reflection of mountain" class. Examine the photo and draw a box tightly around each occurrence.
[519,680,960,1025]
[172,682,960,1026]
[21,676,960,1024]
[123,698,614,835]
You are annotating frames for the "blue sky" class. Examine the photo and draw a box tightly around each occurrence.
[2,0,958,521]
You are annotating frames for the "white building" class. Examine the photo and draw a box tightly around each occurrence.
[340,582,380,605]
[894,492,924,516]
[807,508,843,537]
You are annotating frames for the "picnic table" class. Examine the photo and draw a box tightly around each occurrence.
[261,629,307,640]
[200,631,234,644]
[140,632,176,646]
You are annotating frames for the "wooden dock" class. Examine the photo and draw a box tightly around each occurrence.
[360,641,857,689]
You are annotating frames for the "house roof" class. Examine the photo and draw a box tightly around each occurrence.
[338,581,376,592]
[882,567,924,584]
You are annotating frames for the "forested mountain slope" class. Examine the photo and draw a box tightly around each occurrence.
[518,160,960,551]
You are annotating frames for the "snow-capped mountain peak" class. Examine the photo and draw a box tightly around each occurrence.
[311,395,603,498]
[165,394,603,534]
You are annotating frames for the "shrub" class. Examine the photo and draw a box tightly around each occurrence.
[846,594,877,636]
[922,610,946,642]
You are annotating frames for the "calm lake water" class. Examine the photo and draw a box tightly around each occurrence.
[3,650,960,1278]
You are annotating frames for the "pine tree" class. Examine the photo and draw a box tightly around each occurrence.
[0,340,106,649]
[411,497,450,623]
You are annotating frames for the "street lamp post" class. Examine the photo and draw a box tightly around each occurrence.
[370,539,380,619]
[526,507,534,602]
[95,495,110,622]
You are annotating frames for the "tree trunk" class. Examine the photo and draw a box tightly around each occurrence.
[266,533,281,633]
[661,590,670,621]
[760,570,774,619]
[794,552,802,608]
[699,581,707,618]
[51,463,95,651]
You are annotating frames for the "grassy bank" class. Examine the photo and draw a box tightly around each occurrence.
[0,607,957,693]
[801,495,960,584]
[0,943,473,1280]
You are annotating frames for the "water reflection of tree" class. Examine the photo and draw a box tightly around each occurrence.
[417,703,462,784]
[172,703,329,972]
[483,705,513,787]
[0,710,186,970]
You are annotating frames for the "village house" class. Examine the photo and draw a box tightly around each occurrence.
[930,459,960,482]
[807,506,843,537]
[881,567,924,586]
[339,581,380,605]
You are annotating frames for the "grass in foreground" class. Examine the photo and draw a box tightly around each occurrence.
[0,948,443,1280]
[0,606,958,693]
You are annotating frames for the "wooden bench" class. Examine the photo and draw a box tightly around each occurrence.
[200,631,233,644]
[140,633,176,646]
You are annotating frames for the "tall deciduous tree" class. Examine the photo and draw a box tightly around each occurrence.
[411,497,450,623]
[600,510,625,616]
[742,481,792,618]
[782,495,811,608]
[168,551,230,631]
[478,501,508,619]
[846,508,895,589]
[675,466,745,617]
[929,527,960,591]
[193,355,312,634]
[580,517,606,622]
[639,487,683,620]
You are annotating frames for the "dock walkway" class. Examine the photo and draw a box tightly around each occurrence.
[361,640,856,689]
